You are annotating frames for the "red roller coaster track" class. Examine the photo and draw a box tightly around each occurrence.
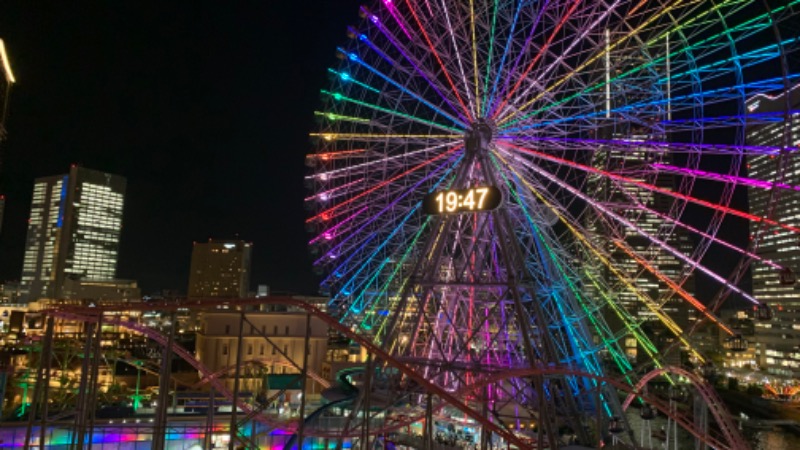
[42,297,749,449]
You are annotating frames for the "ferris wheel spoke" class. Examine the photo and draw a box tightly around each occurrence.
[357,226,430,335]
[397,0,474,119]
[641,202,783,271]
[609,238,735,336]
[494,153,667,367]
[497,0,700,127]
[503,8,797,130]
[498,135,785,156]
[356,8,471,124]
[483,0,532,119]
[502,143,763,305]
[305,178,365,208]
[501,65,799,134]
[306,144,459,221]
[503,141,800,235]
[492,0,618,122]
[497,166,637,377]
[490,0,584,120]
[478,0,501,117]
[661,107,800,130]
[319,90,464,134]
[653,163,800,195]
[497,144,760,325]
[498,0,785,129]
[318,153,462,298]
[336,43,469,128]
[434,0,477,117]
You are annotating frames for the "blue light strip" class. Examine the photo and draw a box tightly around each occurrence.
[361,10,471,124]
[336,46,467,129]
[501,73,800,134]
[323,151,463,309]
[484,0,528,117]
[56,175,68,228]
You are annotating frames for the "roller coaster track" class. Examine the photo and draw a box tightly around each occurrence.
[621,366,750,450]
[45,298,531,448]
[42,297,749,449]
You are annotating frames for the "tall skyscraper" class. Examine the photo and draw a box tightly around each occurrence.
[0,38,15,235]
[747,85,800,380]
[20,166,126,301]
[187,239,252,299]
[585,35,693,364]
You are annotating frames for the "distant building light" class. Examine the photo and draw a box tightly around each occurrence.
[223,243,236,249]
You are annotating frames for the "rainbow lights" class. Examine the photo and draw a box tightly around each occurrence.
[306,0,800,443]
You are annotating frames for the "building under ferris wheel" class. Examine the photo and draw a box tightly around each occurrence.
[583,30,695,366]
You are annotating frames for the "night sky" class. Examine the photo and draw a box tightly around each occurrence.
[0,1,362,295]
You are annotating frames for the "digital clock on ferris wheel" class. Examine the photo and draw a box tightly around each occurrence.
[423,186,502,215]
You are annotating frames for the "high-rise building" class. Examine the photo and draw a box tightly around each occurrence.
[747,85,800,380]
[0,38,16,235]
[187,239,252,299]
[20,166,126,301]
[585,35,693,364]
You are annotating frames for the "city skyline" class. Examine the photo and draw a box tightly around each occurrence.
[0,1,362,295]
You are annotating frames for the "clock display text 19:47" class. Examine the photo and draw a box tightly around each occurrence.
[423,186,502,215]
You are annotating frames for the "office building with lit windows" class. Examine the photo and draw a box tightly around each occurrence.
[187,239,252,299]
[584,41,693,364]
[20,166,126,302]
[747,85,800,380]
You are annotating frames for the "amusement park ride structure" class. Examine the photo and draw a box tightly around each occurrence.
[20,297,748,450]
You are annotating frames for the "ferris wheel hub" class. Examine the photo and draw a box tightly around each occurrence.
[465,120,495,157]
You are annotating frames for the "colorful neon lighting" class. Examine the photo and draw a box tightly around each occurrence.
[313,111,370,124]
[402,0,473,120]
[503,142,800,235]
[611,239,735,336]
[307,146,459,224]
[500,143,763,306]
[490,0,582,120]
[498,134,785,156]
[653,163,800,192]
[492,154,666,370]
[362,6,470,124]
[327,68,380,93]
[319,90,463,133]
[310,133,461,141]
[336,46,467,128]
[497,0,693,126]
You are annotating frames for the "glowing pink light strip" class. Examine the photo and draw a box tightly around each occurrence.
[491,0,582,120]
[646,205,782,270]
[307,146,460,224]
[403,0,473,120]
[309,206,369,245]
[373,2,412,42]
[652,163,800,192]
[503,142,800,234]
[498,135,785,156]
[360,6,469,124]
[304,178,365,202]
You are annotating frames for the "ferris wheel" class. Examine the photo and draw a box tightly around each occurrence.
[305,1,799,448]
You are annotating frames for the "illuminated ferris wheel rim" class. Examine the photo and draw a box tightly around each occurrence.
[306,0,798,361]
